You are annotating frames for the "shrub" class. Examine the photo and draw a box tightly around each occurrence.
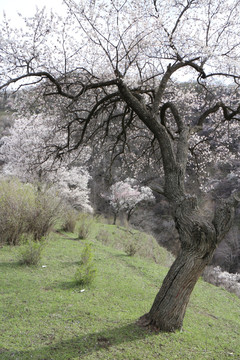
[18,234,46,265]
[96,229,111,245]
[125,241,138,256]
[76,213,93,240]
[74,243,97,286]
[60,207,78,233]
[0,178,34,245]
[25,189,61,240]
[0,177,61,245]
[95,214,108,224]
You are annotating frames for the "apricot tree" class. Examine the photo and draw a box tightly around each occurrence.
[1,0,240,331]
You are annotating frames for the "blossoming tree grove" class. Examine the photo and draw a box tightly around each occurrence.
[0,0,240,331]
[107,178,155,224]
[0,115,93,212]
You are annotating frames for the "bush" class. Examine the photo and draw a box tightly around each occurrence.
[0,177,61,245]
[76,214,93,240]
[74,243,97,286]
[125,241,138,256]
[18,234,46,266]
[60,207,78,233]
[96,229,111,245]
[25,189,62,240]
[0,178,34,245]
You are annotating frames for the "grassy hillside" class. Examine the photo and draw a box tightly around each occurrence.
[0,222,240,360]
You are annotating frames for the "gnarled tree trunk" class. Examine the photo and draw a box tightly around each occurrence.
[138,194,238,332]
[139,246,215,332]
[118,74,240,333]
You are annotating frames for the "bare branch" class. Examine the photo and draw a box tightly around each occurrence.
[152,59,205,114]
[195,102,240,129]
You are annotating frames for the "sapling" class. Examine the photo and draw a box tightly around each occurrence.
[74,243,97,286]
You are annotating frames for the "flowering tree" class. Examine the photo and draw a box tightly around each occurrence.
[0,0,240,332]
[107,178,154,224]
[203,266,240,298]
[0,115,93,212]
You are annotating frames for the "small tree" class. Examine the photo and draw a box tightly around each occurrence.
[107,178,155,224]
[74,243,97,286]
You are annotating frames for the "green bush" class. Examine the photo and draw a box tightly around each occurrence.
[74,243,97,286]
[25,189,61,240]
[0,177,61,245]
[76,214,93,240]
[125,241,138,256]
[60,207,78,233]
[18,234,46,266]
[0,178,34,245]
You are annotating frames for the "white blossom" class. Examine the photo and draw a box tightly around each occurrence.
[105,177,155,221]
[0,115,93,212]
[203,266,240,298]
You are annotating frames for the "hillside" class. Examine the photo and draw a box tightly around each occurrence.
[0,222,240,360]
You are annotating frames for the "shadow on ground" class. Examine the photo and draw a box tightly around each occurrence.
[1,322,154,360]
[0,261,22,269]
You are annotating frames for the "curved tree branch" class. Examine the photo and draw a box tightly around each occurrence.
[0,71,119,100]
[152,59,205,114]
[160,102,184,132]
[195,102,240,130]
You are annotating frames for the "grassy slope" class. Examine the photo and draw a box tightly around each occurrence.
[0,224,240,360]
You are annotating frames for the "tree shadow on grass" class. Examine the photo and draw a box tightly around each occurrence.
[47,279,98,292]
[61,260,81,267]
[1,322,155,360]
[54,230,80,241]
[0,261,22,270]
[53,280,81,290]
[114,253,129,258]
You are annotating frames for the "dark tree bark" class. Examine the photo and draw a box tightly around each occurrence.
[139,250,212,332]
[113,212,117,225]
[138,194,239,331]
[116,77,240,332]
[138,199,214,331]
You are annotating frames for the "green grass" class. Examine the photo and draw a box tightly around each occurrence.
[0,227,240,360]
[77,216,175,267]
